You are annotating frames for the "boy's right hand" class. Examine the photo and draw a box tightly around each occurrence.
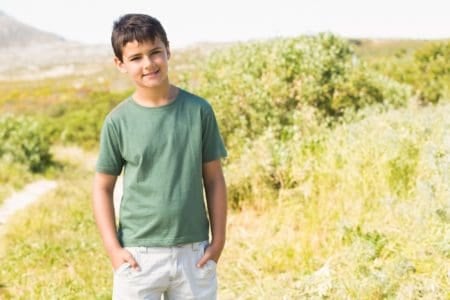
[111,247,140,272]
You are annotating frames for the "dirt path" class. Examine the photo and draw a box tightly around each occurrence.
[0,175,122,225]
[0,180,57,224]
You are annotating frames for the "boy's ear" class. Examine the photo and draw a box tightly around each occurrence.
[114,57,127,73]
[166,47,171,60]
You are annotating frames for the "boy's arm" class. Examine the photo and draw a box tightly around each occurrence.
[92,172,139,271]
[197,159,227,267]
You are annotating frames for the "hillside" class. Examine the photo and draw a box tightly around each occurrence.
[0,11,112,80]
[0,10,65,48]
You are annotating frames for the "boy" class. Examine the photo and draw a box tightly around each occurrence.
[93,13,227,300]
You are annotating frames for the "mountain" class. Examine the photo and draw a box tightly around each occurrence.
[0,11,113,80]
[0,10,65,48]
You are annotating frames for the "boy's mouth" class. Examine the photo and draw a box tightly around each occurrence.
[143,70,160,77]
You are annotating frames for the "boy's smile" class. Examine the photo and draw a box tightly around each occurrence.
[115,38,171,90]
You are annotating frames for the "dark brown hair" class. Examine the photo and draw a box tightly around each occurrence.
[111,14,169,61]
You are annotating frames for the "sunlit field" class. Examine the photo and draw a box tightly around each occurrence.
[1,36,449,299]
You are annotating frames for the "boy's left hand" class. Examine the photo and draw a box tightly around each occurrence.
[196,242,223,268]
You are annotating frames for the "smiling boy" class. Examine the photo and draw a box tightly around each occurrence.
[93,14,227,299]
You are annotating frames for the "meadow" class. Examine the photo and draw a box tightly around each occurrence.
[0,35,449,299]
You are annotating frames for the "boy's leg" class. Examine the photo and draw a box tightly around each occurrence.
[112,247,170,300]
[165,241,217,300]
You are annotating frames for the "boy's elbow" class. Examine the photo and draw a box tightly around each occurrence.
[202,160,225,184]
[93,172,117,196]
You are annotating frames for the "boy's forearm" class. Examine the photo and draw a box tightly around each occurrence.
[205,174,227,249]
[93,191,121,253]
[92,175,121,255]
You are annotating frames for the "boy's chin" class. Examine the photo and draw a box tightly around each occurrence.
[137,80,168,89]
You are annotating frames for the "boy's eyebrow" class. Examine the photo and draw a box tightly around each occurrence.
[126,53,142,60]
[126,46,164,60]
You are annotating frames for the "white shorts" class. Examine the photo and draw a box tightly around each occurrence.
[112,241,217,300]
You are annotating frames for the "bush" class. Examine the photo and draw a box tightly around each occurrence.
[45,90,129,149]
[189,33,411,159]
[413,41,450,103]
[0,115,52,172]
[368,40,450,104]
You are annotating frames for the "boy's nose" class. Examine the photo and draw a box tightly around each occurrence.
[143,56,154,68]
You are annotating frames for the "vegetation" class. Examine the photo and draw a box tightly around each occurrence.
[0,148,110,299]
[0,115,52,172]
[0,34,449,298]
[187,34,412,161]
[0,115,52,204]
[368,40,450,104]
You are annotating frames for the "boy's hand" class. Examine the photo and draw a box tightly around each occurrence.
[111,247,140,272]
[196,242,223,268]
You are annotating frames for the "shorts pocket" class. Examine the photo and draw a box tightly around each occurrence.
[113,248,137,277]
[197,242,217,278]
[200,241,209,256]
[114,262,131,276]
[202,260,217,275]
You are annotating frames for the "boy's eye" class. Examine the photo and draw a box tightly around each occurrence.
[130,57,141,61]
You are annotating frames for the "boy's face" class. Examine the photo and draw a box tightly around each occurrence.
[114,37,171,90]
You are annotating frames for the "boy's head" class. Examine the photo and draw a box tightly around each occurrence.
[111,14,169,62]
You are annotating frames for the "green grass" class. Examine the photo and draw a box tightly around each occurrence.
[221,103,450,298]
[1,103,449,299]
[0,149,61,206]
[0,163,34,205]
[0,147,110,299]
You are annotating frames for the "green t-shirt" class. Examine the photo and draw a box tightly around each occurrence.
[96,88,227,247]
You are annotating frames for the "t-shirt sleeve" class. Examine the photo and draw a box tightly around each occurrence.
[96,117,124,175]
[202,105,228,163]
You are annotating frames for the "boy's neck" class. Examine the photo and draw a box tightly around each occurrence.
[132,83,178,108]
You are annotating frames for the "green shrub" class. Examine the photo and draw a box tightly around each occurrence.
[332,68,412,113]
[0,115,52,172]
[413,41,450,103]
[46,90,128,148]
[189,33,411,160]
[368,40,450,104]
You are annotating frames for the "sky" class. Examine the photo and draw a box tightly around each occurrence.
[2,0,449,49]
